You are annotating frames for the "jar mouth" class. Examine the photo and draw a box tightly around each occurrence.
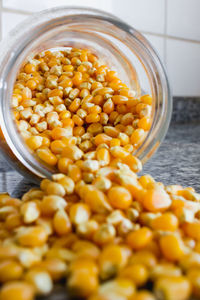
[0,6,172,182]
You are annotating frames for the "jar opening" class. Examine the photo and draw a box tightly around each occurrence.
[0,7,172,182]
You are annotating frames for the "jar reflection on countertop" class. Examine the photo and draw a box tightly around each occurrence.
[0,7,172,183]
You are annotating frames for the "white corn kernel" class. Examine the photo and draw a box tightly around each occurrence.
[82,160,99,172]
[36,121,47,132]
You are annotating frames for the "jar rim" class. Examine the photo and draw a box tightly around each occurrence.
[0,6,172,182]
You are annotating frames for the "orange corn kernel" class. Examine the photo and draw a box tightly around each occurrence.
[57,157,72,174]
[96,148,110,166]
[94,134,112,146]
[126,227,153,250]
[159,234,186,261]
[53,209,72,236]
[68,164,82,182]
[0,281,34,300]
[110,138,121,147]
[138,117,151,131]
[38,258,67,281]
[120,264,148,286]
[142,188,172,212]
[24,63,36,74]
[183,221,200,241]
[37,147,57,166]
[17,226,48,247]
[108,186,132,209]
[141,94,152,105]
[132,290,155,300]
[131,128,146,147]
[154,276,191,300]
[99,244,130,279]
[81,185,112,214]
[86,113,100,123]
[50,140,67,154]
[0,260,23,282]
[150,212,178,232]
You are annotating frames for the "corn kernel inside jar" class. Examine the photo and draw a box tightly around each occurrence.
[12,48,152,172]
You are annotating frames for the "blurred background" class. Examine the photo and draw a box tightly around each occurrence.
[1,0,200,97]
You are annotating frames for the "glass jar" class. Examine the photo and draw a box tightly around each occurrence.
[0,7,172,183]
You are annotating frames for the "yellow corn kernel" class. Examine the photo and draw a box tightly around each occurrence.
[45,181,66,197]
[96,148,110,166]
[126,227,153,250]
[154,276,191,300]
[129,250,157,269]
[110,146,129,159]
[25,268,53,295]
[99,244,130,279]
[58,157,72,174]
[41,195,67,216]
[50,140,67,154]
[131,128,146,147]
[120,264,148,286]
[93,223,116,246]
[97,278,135,300]
[132,290,155,300]
[56,175,75,195]
[0,281,34,300]
[17,226,48,247]
[72,240,100,260]
[67,259,99,298]
[80,185,112,213]
[69,203,91,225]
[0,260,23,282]
[110,138,121,147]
[62,144,83,160]
[108,186,132,209]
[37,147,57,166]
[46,247,75,262]
[141,94,152,105]
[5,213,22,230]
[92,176,112,192]
[20,201,40,224]
[67,164,82,182]
[37,258,67,281]
[159,233,186,261]
[150,263,182,280]
[53,209,71,236]
[26,136,43,151]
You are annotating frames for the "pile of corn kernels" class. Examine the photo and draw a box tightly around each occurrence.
[12,48,151,172]
[0,48,198,300]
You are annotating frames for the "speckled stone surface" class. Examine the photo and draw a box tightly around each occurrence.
[172,97,200,123]
[143,123,200,192]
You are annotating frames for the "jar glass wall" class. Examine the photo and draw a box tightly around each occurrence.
[0,7,172,183]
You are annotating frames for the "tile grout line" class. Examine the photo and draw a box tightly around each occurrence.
[2,7,32,15]
[141,30,200,45]
[1,6,200,46]
[163,0,168,65]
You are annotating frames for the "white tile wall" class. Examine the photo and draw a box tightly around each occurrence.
[114,0,165,34]
[3,0,113,13]
[2,12,28,38]
[0,0,200,96]
[166,39,200,96]
[143,34,165,63]
[167,0,200,42]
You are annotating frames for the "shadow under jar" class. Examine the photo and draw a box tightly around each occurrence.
[0,6,172,183]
